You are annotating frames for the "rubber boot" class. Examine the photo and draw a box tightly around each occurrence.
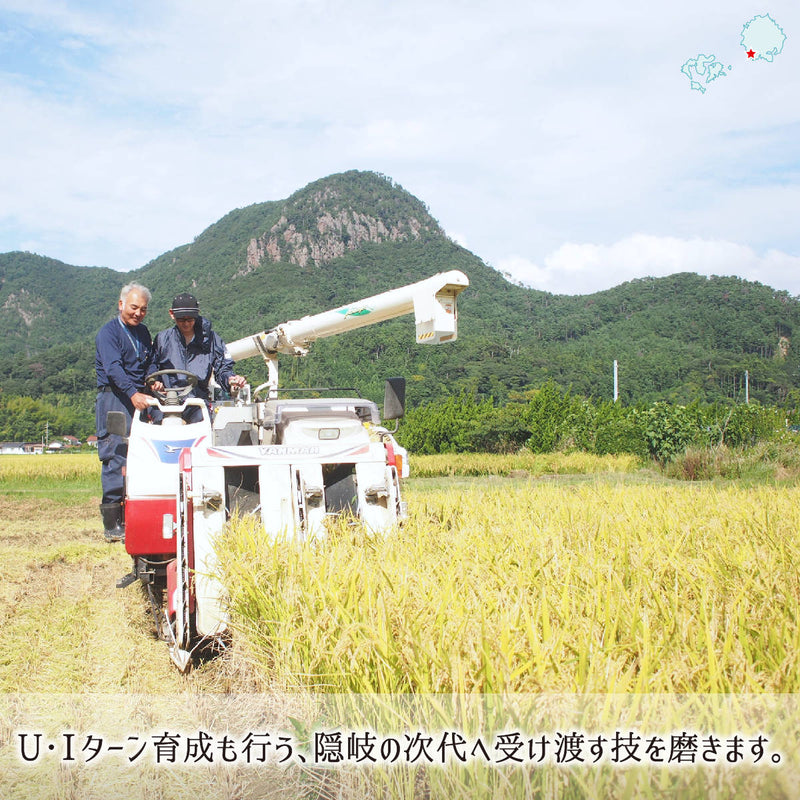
[100,502,125,543]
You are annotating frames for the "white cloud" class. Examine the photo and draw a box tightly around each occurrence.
[0,0,797,282]
[498,235,800,296]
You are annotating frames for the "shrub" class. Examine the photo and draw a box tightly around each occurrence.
[398,393,494,454]
[398,386,787,462]
[592,401,648,458]
[640,402,698,462]
[523,381,573,453]
[461,402,531,453]
[721,403,784,447]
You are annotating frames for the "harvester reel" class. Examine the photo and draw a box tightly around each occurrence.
[146,369,198,406]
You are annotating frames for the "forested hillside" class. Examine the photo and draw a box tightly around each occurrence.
[1,170,799,441]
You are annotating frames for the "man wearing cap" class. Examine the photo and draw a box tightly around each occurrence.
[95,282,159,542]
[150,293,246,422]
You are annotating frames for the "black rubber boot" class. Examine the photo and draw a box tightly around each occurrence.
[100,502,125,543]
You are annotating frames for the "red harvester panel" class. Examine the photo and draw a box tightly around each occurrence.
[125,497,177,556]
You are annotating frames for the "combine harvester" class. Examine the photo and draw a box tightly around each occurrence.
[110,270,469,670]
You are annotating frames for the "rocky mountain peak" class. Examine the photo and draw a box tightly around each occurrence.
[240,171,443,274]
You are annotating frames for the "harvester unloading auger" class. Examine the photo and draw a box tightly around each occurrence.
[109,270,469,671]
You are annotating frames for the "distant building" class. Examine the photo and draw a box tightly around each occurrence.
[87,435,98,448]
[0,442,44,455]
[62,435,81,447]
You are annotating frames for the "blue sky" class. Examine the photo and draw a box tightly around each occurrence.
[0,0,798,296]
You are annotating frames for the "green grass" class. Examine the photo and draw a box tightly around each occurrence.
[665,439,800,485]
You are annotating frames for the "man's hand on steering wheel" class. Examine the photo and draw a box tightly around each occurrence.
[146,369,198,405]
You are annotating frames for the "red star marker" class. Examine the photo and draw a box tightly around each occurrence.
[746,49,756,58]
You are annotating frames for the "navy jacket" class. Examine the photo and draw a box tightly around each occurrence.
[151,317,236,401]
[95,317,154,397]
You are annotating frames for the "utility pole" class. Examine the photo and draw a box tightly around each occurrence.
[613,360,619,402]
[745,370,749,404]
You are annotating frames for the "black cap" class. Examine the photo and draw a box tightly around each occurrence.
[171,293,199,318]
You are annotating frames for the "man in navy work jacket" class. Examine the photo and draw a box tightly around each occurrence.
[150,293,246,422]
[95,282,159,542]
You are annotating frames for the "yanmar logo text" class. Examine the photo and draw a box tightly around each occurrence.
[258,446,321,456]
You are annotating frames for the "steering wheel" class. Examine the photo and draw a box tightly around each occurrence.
[146,369,198,406]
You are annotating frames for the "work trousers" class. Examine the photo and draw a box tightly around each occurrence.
[95,389,134,505]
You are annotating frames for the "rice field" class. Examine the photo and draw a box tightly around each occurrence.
[219,480,800,696]
[0,453,99,501]
[0,453,99,481]
[215,466,800,798]
[2,452,799,798]
[406,451,640,478]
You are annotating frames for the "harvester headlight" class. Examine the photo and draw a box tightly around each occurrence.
[318,428,340,440]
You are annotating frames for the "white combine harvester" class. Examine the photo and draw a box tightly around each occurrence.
[110,270,469,670]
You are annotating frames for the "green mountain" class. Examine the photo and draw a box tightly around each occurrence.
[1,170,799,414]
